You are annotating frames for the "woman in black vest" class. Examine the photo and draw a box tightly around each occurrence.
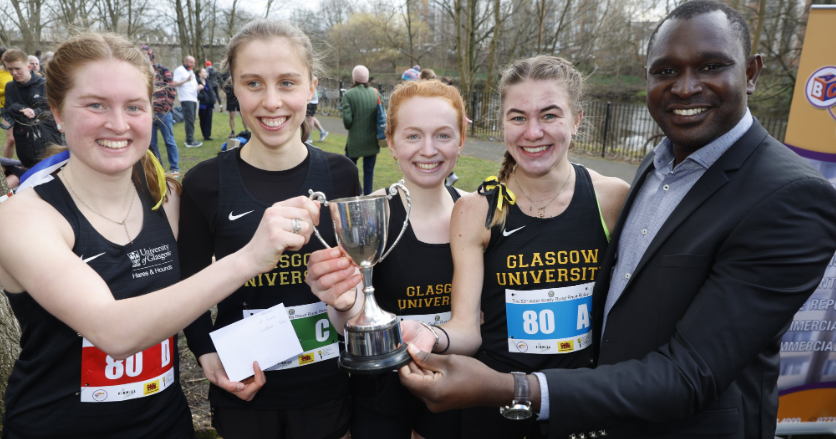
[307,79,467,439]
[179,19,360,439]
[0,32,318,439]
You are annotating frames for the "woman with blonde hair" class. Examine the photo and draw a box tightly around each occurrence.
[0,32,319,438]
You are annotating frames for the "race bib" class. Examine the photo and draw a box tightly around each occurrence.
[505,282,593,355]
[80,337,175,402]
[244,302,339,371]
[399,311,451,326]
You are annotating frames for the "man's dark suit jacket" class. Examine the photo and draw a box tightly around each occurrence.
[543,120,836,439]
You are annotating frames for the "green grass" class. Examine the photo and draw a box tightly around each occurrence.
[1,111,500,193]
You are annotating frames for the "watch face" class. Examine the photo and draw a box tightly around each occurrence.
[501,406,533,420]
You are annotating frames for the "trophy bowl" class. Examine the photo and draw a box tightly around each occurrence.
[309,181,412,373]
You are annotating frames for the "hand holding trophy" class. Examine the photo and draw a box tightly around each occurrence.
[309,181,412,373]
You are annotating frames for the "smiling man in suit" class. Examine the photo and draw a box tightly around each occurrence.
[398,1,836,438]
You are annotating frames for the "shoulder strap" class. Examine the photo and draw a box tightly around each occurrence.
[573,164,610,243]
[446,185,461,202]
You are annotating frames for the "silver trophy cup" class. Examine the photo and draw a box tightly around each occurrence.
[309,181,412,373]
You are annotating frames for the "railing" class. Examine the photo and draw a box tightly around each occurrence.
[316,80,789,161]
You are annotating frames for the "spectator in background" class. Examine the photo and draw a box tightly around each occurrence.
[342,65,379,195]
[40,51,54,74]
[419,68,436,80]
[306,88,327,143]
[141,44,180,177]
[196,67,214,141]
[0,49,61,168]
[206,61,221,108]
[28,56,42,77]
[173,55,202,148]
[220,70,248,138]
[402,65,420,81]
[0,47,15,160]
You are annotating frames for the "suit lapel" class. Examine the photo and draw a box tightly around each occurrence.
[593,152,656,345]
[616,120,770,298]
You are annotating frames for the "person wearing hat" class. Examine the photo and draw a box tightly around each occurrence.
[342,65,380,195]
[140,44,180,177]
[402,65,420,82]
[206,60,221,108]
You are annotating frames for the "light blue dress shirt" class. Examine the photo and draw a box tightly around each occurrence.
[535,108,753,421]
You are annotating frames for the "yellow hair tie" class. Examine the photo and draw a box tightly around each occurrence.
[146,150,167,211]
[478,176,516,227]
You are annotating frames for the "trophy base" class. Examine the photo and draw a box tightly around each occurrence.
[339,345,412,374]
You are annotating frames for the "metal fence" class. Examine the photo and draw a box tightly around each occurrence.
[316,81,788,161]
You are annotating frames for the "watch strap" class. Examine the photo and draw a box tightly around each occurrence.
[511,371,530,405]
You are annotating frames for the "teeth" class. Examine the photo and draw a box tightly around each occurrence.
[521,145,549,153]
[97,139,128,149]
[673,108,707,116]
[260,117,287,127]
[416,162,440,170]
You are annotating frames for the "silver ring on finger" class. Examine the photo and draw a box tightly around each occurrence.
[291,218,303,234]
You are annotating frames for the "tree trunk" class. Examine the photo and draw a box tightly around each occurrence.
[174,0,192,59]
[194,0,205,64]
[0,175,22,432]
[751,0,767,54]
[480,0,502,121]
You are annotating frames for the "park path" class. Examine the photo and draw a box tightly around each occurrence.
[317,116,640,183]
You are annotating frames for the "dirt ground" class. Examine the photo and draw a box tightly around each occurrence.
[177,333,217,436]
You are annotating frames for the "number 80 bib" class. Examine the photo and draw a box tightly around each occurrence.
[505,282,593,355]
[80,337,175,403]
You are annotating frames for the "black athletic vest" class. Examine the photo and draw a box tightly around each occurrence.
[478,164,608,374]
[208,144,349,410]
[373,186,460,322]
[354,186,461,416]
[3,178,193,439]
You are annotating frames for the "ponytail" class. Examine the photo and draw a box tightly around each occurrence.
[133,153,181,207]
[488,151,517,229]
[300,118,312,143]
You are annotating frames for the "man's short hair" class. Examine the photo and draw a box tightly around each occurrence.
[1,49,28,65]
[34,50,42,57]
[647,0,751,61]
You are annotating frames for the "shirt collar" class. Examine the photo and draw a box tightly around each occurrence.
[652,108,753,172]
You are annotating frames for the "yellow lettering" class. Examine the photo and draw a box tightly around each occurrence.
[522,271,529,285]
[581,249,598,264]
[265,273,277,286]
[436,284,444,294]
[280,272,289,285]
[497,273,507,285]
[416,286,424,297]
[445,283,452,294]
[304,253,311,265]
[434,297,441,306]
[398,300,407,310]
[408,299,417,308]
[519,254,529,268]
[546,269,555,283]
[291,254,302,267]
[570,268,580,281]
[292,271,302,284]
[427,285,434,295]
[589,267,598,280]
[245,277,257,287]
[424,298,433,307]
[257,274,263,287]
[545,252,556,265]
[509,272,521,286]
[530,270,542,284]
[407,286,415,297]
[507,255,517,269]
[558,269,568,282]
[558,251,568,264]
[442,296,450,306]
[582,267,587,281]
[280,255,290,268]
[531,253,543,267]
[570,251,580,264]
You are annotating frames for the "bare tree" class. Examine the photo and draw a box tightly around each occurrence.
[3,0,49,53]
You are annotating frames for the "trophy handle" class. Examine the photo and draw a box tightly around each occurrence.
[379,180,411,263]
[308,190,333,249]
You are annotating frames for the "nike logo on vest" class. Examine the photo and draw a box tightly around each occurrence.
[229,210,254,221]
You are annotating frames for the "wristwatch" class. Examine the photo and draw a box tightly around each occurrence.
[500,371,533,420]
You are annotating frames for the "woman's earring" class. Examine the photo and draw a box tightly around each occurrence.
[57,123,63,131]
[393,156,398,163]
